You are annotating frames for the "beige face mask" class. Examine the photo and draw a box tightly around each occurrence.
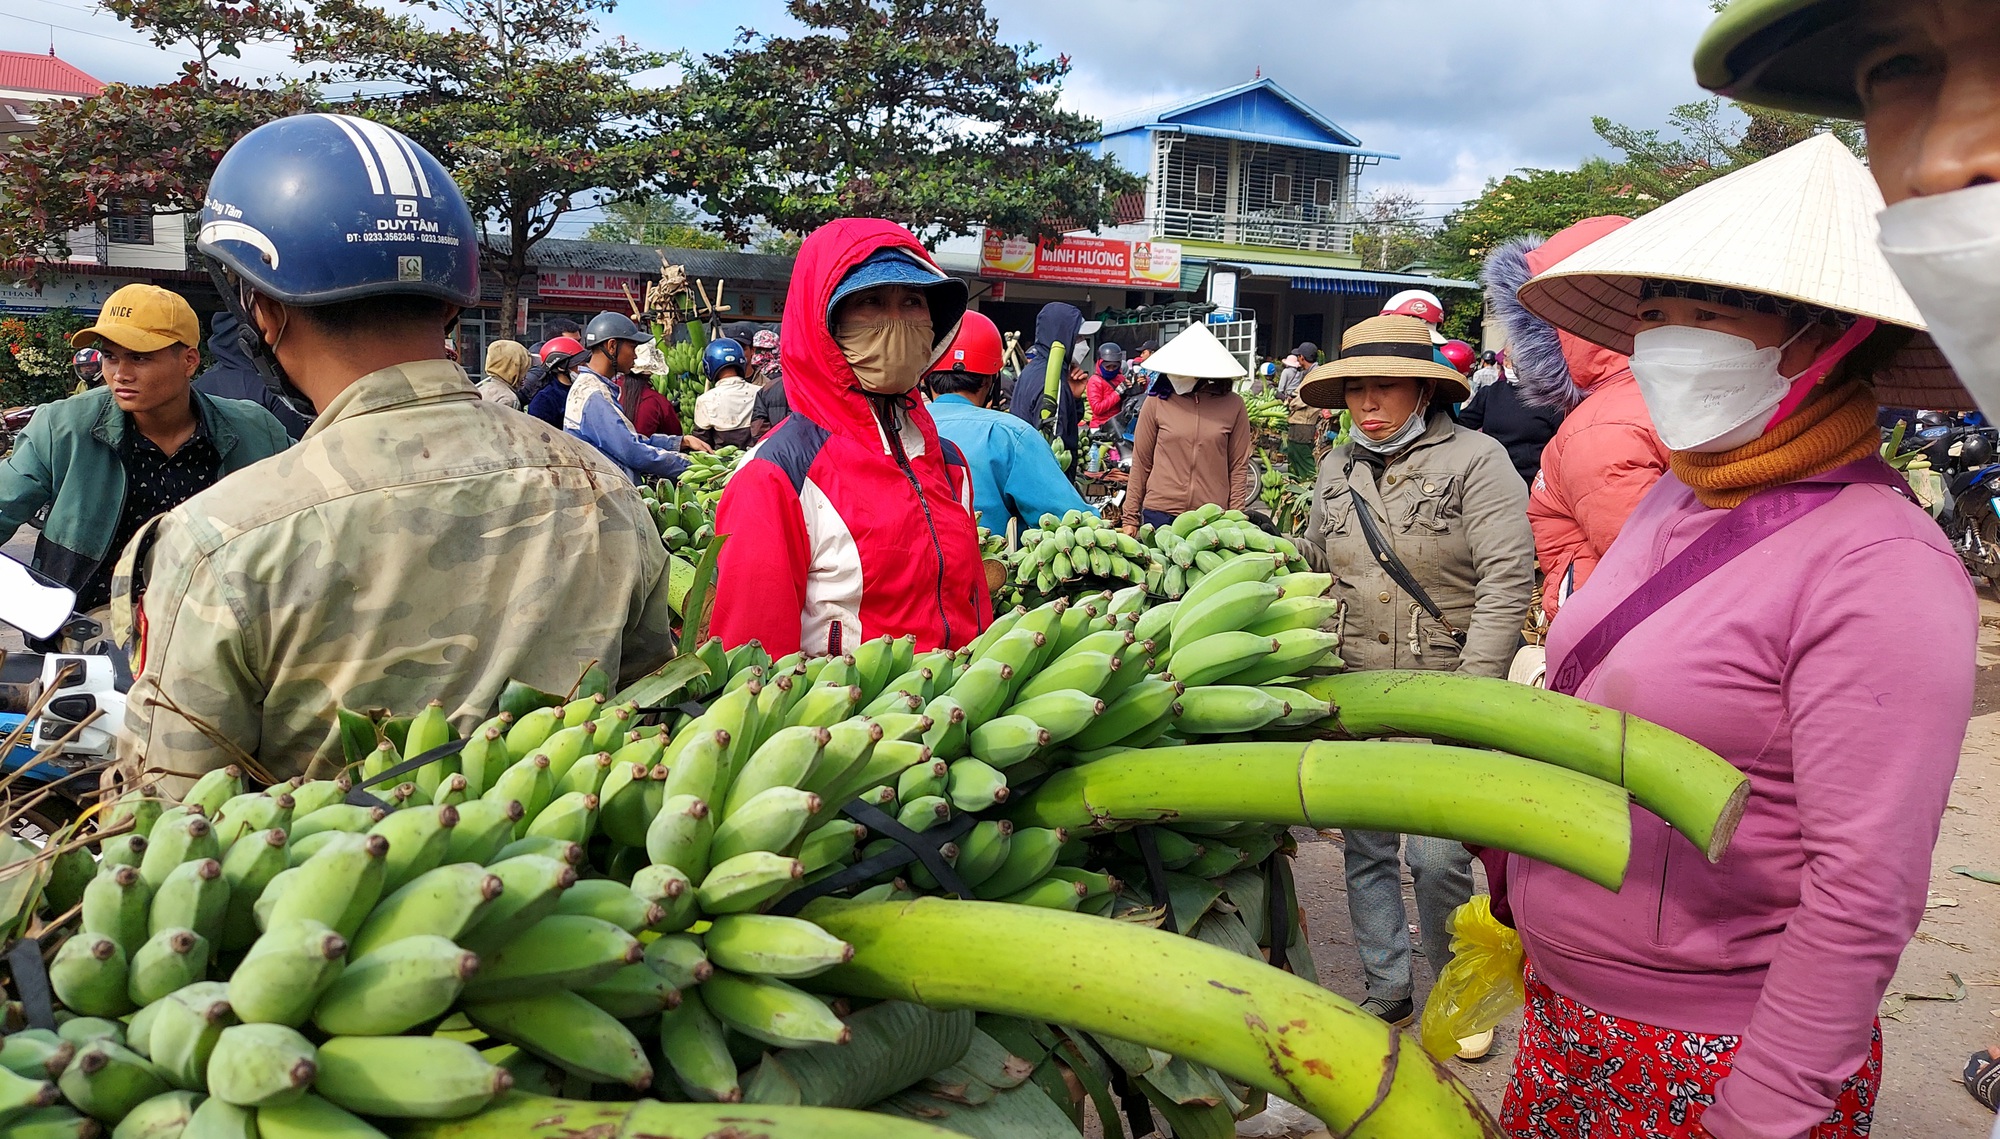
[836,318,936,395]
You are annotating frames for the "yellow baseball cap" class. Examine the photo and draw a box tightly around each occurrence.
[70,284,201,353]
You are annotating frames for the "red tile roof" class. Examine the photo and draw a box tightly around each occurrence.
[0,50,104,98]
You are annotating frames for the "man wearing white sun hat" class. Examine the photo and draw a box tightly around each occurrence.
[1496,134,1976,1139]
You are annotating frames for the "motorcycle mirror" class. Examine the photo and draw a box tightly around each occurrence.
[0,553,76,640]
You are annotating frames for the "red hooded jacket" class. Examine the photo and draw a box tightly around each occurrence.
[1485,217,1671,618]
[709,220,992,656]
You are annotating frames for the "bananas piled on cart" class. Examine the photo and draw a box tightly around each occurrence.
[1242,393,1288,434]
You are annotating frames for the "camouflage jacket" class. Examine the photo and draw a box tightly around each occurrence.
[113,360,677,788]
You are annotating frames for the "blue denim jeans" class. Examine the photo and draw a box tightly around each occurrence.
[1342,829,1474,1003]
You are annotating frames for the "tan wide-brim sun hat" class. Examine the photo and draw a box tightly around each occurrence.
[1296,314,1472,409]
[1143,321,1246,380]
[1516,133,1963,410]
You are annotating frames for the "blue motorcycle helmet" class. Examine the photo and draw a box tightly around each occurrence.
[197,112,480,413]
[702,338,749,382]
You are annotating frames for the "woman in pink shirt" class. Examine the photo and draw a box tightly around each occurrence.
[1503,137,1977,1139]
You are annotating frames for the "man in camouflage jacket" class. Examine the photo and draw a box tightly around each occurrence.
[111,113,677,788]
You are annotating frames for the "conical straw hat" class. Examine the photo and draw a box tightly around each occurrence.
[1517,134,1962,410]
[1144,321,1246,380]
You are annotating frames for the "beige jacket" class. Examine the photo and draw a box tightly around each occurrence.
[114,360,676,786]
[1300,412,1536,678]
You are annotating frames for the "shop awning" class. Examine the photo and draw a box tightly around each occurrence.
[1212,260,1476,295]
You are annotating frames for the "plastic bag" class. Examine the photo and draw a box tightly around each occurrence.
[1234,1096,1322,1137]
[1418,895,1525,1060]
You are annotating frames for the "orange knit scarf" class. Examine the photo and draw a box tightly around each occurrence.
[1670,381,1880,509]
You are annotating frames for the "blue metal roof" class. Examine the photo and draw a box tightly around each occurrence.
[1098,78,1398,161]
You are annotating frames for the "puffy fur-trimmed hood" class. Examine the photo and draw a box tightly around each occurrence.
[1484,216,1634,412]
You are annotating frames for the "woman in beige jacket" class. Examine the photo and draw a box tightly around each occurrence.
[1296,313,1537,1043]
[1119,323,1254,533]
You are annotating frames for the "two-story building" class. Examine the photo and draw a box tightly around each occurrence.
[0,48,201,317]
[940,78,1472,366]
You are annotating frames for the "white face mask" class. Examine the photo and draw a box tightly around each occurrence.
[1878,181,2000,422]
[1168,374,1198,395]
[1628,323,1810,453]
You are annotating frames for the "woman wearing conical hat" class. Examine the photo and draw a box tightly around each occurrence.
[1291,315,1537,1048]
[1118,323,1256,534]
[1498,135,1976,1139]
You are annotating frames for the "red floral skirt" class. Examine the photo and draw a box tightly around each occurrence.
[1500,965,1880,1138]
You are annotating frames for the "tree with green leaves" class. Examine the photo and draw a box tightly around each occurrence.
[1430,162,1654,340]
[1591,97,1863,203]
[0,0,310,274]
[672,0,1139,244]
[586,195,727,250]
[294,0,685,328]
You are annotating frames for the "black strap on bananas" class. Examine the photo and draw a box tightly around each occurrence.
[1266,850,1295,976]
[9,939,55,1029]
[344,738,471,809]
[770,799,977,913]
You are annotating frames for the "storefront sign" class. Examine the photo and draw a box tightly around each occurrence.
[0,273,128,315]
[979,230,1183,289]
[535,270,639,305]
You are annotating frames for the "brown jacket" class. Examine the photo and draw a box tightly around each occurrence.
[1300,412,1535,678]
[1122,387,1254,527]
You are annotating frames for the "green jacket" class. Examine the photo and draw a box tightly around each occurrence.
[112,359,678,788]
[0,386,291,598]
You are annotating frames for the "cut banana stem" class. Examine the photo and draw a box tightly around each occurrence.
[806,898,1495,1138]
[1303,670,1748,862]
[394,1092,967,1138]
[1008,741,1631,889]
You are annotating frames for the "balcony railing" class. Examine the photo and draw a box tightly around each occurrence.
[1151,208,1355,254]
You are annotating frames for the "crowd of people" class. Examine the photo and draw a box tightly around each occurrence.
[1,4,1997,1133]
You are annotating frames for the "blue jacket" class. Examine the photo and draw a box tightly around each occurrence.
[562,367,688,482]
[524,373,570,427]
[929,393,1088,536]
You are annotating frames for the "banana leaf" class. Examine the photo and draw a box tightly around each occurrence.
[573,664,613,701]
[1190,909,1263,961]
[679,533,727,648]
[1139,1082,1234,1139]
[743,1002,973,1110]
[613,654,713,713]
[0,834,45,935]
[878,1076,1081,1139]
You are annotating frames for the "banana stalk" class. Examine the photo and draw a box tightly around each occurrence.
[1012,741,1631,889]
[805,897,1498,1139]
[395,1091,964,1137]
[1303,671,1748,861]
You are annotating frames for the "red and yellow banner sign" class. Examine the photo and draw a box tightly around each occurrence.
[979,230,1182,288]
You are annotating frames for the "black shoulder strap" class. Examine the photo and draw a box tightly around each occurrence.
[1343,460,1465,646]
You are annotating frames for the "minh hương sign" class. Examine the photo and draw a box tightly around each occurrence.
[979,230,1182,289]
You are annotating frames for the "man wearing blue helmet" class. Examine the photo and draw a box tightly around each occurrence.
[693,338,757,448]
[111,112,678,788]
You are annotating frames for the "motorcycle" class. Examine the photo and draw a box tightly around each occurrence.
[1890,412,2000,585]
[0,554,128,841]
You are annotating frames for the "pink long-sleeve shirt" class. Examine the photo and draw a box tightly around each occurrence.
[1509,460,1975,1139]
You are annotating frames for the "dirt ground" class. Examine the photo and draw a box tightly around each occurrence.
[1279,598,2000,1138]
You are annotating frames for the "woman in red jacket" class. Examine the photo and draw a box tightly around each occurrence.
[707,220,991,657]
[1484,216,1670,617]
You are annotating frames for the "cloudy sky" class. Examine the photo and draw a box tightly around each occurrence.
[13,0,1723,227]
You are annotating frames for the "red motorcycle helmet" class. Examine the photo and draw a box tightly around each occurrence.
[934,310,1004,376]
[540,335,586,368]
[1438,339,1477,376]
